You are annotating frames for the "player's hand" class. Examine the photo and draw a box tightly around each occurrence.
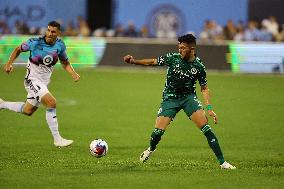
[72,72,80,82]
[4,63,13,74]
[208,110,218,124]
[123,55,134,64]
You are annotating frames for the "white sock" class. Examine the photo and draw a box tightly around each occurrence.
[0,102,24,113]
[46,108,62,141]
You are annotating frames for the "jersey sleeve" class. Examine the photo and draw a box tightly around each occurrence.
[157,53,175,66]
[58,41,69,61]
[198,62,207,86]
[20,38,37,52]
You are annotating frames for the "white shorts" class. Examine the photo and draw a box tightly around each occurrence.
[24,79,50,107]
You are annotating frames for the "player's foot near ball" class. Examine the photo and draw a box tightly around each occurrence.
[54,138,73,147]
[220,161,236,169]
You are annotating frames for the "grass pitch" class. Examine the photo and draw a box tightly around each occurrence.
[0,67,283,189]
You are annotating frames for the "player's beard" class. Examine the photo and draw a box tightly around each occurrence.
[45,36,56,44]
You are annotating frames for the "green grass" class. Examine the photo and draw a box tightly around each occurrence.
[0,67,284,189]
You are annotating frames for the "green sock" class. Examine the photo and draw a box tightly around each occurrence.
[201,124,225,164]
[149,128,165,151]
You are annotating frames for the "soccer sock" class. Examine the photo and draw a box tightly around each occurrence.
[201,124,225,164]
[46,108,61,141]
[149,128,165,151]
[0,102,24,113]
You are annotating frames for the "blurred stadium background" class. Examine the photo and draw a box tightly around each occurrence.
[1,1,284,189]
[0,0,284,73]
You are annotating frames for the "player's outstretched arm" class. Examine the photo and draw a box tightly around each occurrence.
[201,85,218,124]
[4,46,22,74]
[123,54,157,66]
[61,60,80,82]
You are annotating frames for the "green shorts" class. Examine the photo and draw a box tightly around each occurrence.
[157,94,203,119]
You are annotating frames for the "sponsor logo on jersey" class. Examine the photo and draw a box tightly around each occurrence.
[43,55,53,65]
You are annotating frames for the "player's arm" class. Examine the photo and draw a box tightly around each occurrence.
[61,59,80,82]
[4,46,22,74]
[201,85,218,124]
[123,54,157,66]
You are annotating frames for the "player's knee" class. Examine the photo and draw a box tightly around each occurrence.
[44,98,57,108]
[23,109,34,116]
[48,101,56,108]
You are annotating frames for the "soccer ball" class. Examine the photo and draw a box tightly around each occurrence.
[89,139,108,158]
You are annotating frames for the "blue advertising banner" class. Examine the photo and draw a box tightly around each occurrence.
[113,0,248,37]
[0,0,86,29]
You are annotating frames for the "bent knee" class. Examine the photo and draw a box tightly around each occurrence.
[46,101,56,108]
[23,110,35,116]
[22,104,37,116]
[42,97,57,108]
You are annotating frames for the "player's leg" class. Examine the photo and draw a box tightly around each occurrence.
[140,99,179,162]
[183,94,235,169]
[190,109,225,163]
[0,97,38,115]
[190,110,236,169]
[0,79,41,114]
[22,101,38,116]
[0,98,25,113]
[41,92,73,147]
[150,116,172,151]
[140,116,172,162]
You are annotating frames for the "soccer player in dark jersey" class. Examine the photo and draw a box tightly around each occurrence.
[0,21,80,147]
[123,34,236,169]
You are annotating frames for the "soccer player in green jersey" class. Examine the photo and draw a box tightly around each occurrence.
[123,34,236,169]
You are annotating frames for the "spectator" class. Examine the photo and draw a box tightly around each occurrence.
[77,16,90,37]
[63,21,78,36]
[140,25,149,38]
[0,20,10,34]
[234,26,245,41]
[223,20,237,40]
[29,27,40,35]
[199,19,223,41]
[199,20,211,40]
[12,20,23,34]
[275,24,284,42]
[244,21,261,41]
[114,24,124,37]
[258,24,273,41]
[123,21,139,37]
[93,27,106,37]
[262,16,279,37]
[234,21,245,41]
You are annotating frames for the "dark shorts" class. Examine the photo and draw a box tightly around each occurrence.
[157,94,203,119]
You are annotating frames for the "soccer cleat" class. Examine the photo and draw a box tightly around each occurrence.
[0,98,4,110]
[220,161,236,169]
[54,138,73,147]
[140,147,154,163]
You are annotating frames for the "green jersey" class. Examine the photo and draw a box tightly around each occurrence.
[157,53,207,99]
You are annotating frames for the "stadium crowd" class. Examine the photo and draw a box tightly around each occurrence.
[0,16,283,42]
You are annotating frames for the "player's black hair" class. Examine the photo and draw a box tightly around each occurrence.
[48,21,61,30]
[178,34,196,46]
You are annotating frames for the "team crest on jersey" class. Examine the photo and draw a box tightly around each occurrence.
[190,68,197,75]
[43,55,53,65]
